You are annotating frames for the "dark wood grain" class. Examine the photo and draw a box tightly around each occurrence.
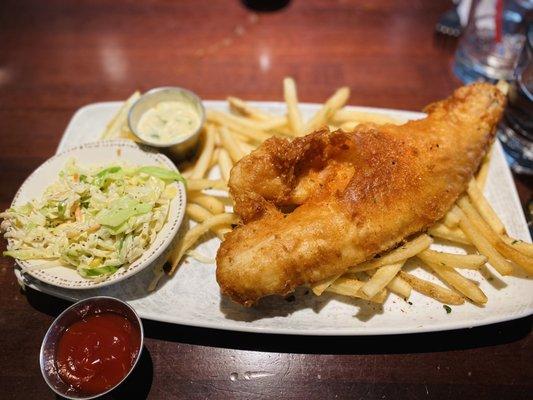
[0,1,531,399]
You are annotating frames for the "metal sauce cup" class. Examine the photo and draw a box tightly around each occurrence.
[40,296,144,399]
[128,87,205,159]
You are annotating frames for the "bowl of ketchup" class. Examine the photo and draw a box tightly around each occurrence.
[40,296,143,399]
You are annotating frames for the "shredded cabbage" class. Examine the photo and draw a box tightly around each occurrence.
[0,160,184,279]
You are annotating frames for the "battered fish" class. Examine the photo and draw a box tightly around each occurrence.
[216,83,505,306]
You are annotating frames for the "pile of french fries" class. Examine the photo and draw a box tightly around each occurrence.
[101,78,532,308]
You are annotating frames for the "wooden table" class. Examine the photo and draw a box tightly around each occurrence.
[0,1,531,399]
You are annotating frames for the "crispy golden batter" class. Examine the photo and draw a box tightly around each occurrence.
[216,83,505,306]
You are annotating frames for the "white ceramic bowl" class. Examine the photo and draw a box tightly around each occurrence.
[6,139,186,289]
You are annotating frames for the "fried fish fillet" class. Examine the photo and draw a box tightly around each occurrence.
[216,83,505,306]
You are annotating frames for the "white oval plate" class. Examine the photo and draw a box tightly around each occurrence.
[20,101,533,335]
[8,139,186,289]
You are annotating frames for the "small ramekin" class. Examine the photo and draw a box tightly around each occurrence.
[40,296,144,399]
[128,86,205,159]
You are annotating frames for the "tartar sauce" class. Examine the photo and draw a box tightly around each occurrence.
[137,100,200,144]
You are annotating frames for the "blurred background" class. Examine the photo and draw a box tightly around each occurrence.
[0,1,462,109]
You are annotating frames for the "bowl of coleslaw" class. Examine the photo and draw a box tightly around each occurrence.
[0,139,187,289]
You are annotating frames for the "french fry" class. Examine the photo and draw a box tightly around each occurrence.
[384,275,412,298]
[101,91,141,140]
[227,96,274,120]
[214,226,233,241]
[271,125,294,137]
[442,205,461,229]
[283,77,304,135]
[238,140,256,154]
[223,110,287,131]
[236,113,287,131]
[325,277,387,303]
[332,108,404,125]
[340,121,360,131]
[191,126,216,179]
[148,263,165,291]
[208,147,221,169]
[417,253,487,304]
[419,249,487,269]
[364,269,411,298]
[467,180,506,234]
[458,197,532,274]
[496,80,510,95]
[229,129,255,144]
[188,192,225,214]
[361,262,404,298]
[181,168,194,179]
[311,273,342,295]
[349,234,432,272]
[186,203,211,221]
[219,126,245,162]
[185,204,231,239]
[208,110,284,137]
[186,179,228,191]
[302,87,350,134]
[399,271,465,305]
[458,215,514,275]
[218,148,233,182]
[168,213,239,274]
[213,129,221,146]
[476,145,493,189]
[428,223,472,245]
[186,249,216,264]
[502,237,533,257]
[208,111,271,142]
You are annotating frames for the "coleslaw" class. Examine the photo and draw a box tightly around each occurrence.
[0,159,185,280]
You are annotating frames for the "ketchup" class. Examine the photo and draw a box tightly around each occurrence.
[56,312,141,395]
